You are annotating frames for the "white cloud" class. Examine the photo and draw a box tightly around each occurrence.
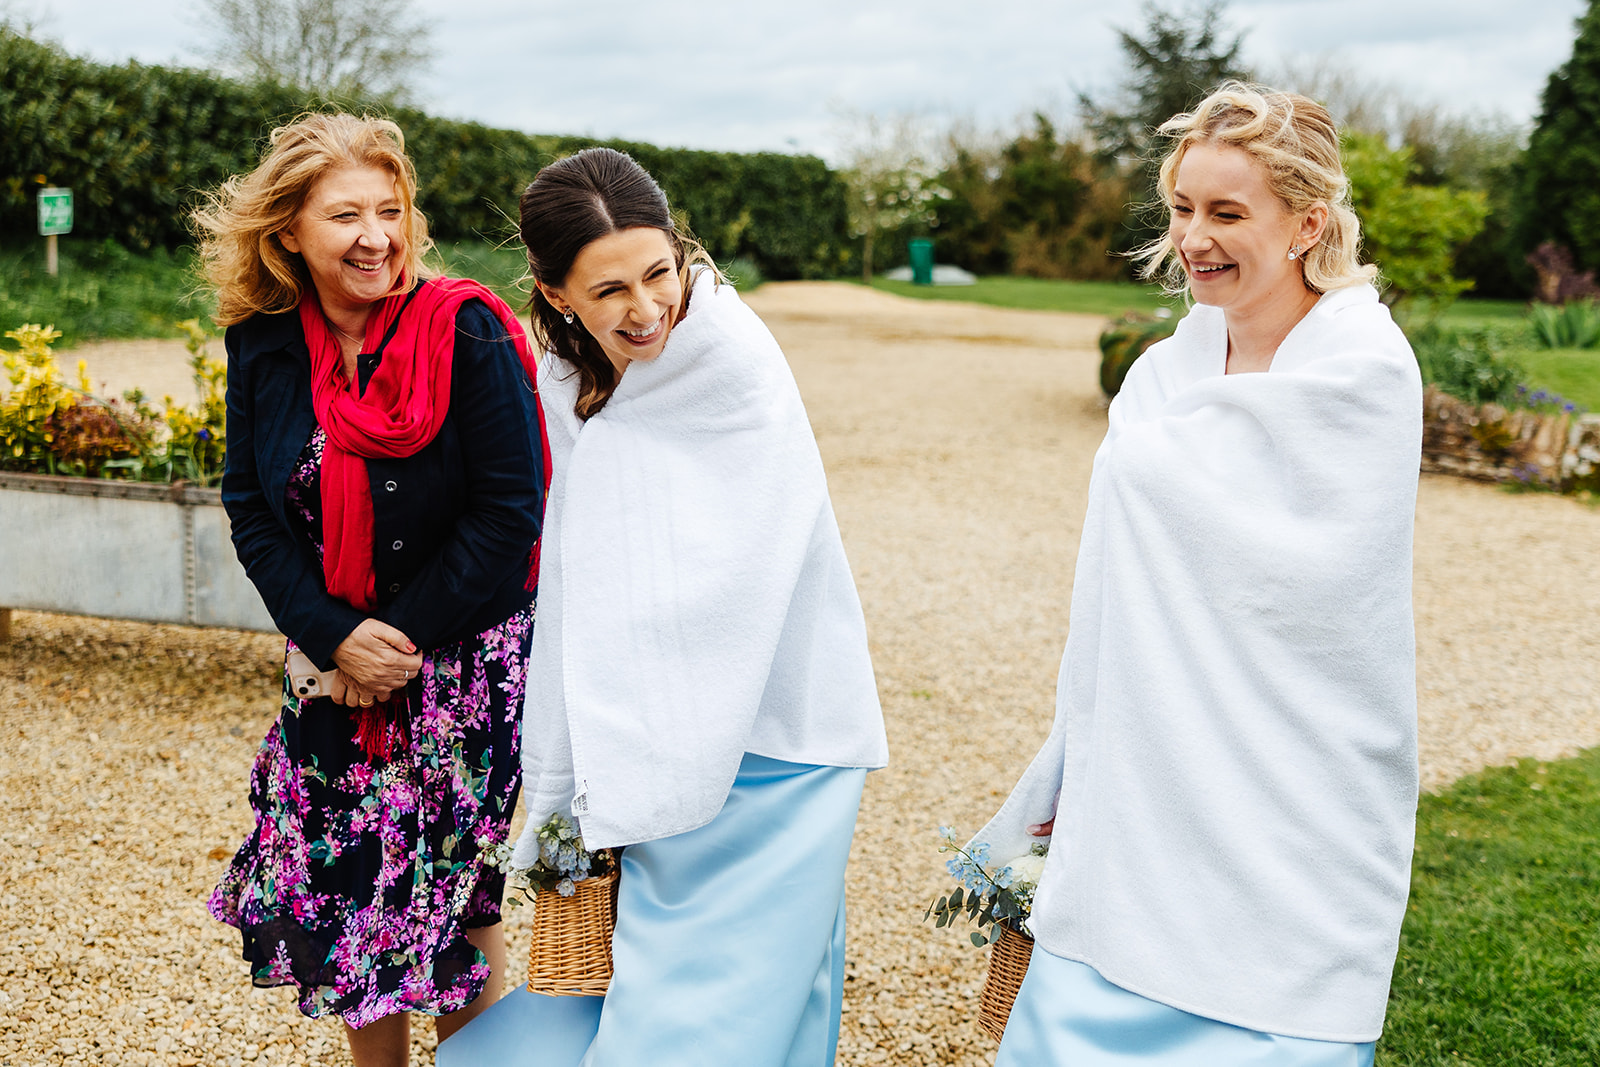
[35,0,1590,157]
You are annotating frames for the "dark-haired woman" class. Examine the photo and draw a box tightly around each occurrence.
[194,113,549,1067]
[438,148,887,1065]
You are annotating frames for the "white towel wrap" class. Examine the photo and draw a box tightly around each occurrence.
[976,283,1422,1043]
[516,270,887,856]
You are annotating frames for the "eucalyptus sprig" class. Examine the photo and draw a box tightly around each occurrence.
[924,826,1046,947]
[483,812,615,904]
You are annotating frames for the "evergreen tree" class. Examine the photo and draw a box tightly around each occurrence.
[1080,0,1253,254]
[1517,0,1600,275]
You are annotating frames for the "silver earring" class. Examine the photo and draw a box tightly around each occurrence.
[1287,246,1302,261]
[562,310,575,325]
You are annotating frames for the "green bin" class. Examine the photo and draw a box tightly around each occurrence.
[908,239,934,285]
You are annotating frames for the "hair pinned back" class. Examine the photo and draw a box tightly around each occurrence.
[518,147,720,419]
[1135,81,1377,297]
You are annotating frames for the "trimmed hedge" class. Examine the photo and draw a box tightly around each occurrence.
[0,31,850,279]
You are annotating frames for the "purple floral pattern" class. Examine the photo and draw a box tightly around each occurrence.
[209,429,530,1026]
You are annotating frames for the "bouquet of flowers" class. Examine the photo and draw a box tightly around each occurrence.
[925,826,1048,945]
[482,812,620,996]
[927,826,1049,1040]
[482,812,616,903]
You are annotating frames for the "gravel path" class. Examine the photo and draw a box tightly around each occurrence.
[4,281,1598,1066]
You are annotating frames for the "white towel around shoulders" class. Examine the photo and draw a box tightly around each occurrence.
[515,270,886,856]
[975,283,1423,1043]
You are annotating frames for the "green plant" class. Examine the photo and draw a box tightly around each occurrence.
[0,323,73,468]
[0,319,228,484]
[1529,299,1600,349]
[1516,0,1600,282]
[1098,311,1178,397]
[1343,131,1489,317]
[0,242,215,343]
[722,256,765,291]
[1411,325,1527,407]
[0,29,852,281]
[932,114,1134,281]
[484,812,615,901]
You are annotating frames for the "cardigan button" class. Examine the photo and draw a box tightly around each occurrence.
[384,480,397,492]
[391,540,403,551]
[389,582,401,593]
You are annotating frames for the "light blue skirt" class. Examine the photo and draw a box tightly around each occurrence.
[995,945,1377,1067]
[438,753,867,1067]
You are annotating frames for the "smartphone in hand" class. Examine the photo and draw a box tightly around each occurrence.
[286,650,338,700]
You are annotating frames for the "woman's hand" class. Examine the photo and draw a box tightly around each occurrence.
[327,670,387,708]
[331,618,422,697]
[1027,788,1061,837]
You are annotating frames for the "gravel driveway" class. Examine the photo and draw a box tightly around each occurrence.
[4,281,1598,1066]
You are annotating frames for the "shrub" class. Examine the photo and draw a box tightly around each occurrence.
[1410,325,1527,408]
[0,319,227,484]
[1529,299,1600,350]
[0,30,851,281]
[1098,311,1177,397]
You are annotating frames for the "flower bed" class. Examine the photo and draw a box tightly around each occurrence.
[1,323,270,635]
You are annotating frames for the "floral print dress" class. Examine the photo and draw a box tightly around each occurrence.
[209,428,530,1027]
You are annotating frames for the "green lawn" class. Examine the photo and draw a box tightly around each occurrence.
[1513,348,1600,411]
[1380,748,1600,1065]
[865,275,1177,317]
[0,241,214,345]
[1435,298,1531,331]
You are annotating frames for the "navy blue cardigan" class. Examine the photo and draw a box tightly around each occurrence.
[221,299,546,670]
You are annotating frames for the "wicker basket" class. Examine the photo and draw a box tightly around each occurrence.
[525,864,620,997]
[977,924,1034,1042]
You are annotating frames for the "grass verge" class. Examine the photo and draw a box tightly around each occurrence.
[1379,748,1600,1065]
[0,240,214,346]
[1512,348,1600,411]
[863,275,1177,318]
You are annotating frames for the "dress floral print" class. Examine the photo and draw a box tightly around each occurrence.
[209,429,530,1026]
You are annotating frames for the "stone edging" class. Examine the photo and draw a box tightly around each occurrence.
[1421,386,1600,492]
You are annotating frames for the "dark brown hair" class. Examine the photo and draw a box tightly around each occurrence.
[518,147,717,418]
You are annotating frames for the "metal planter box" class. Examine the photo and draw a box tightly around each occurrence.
[0,472,276,632]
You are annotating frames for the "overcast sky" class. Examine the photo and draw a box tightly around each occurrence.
[22,0,1591,160]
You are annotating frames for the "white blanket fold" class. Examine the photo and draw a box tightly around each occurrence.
[976,283,1421,1043]
[517,272,886,855]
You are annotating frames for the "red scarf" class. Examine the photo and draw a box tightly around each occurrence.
[300,276,551,758]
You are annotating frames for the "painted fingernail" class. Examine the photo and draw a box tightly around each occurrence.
[1026,824,1042,835]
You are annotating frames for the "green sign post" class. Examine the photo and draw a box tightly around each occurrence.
[38,187,72,276]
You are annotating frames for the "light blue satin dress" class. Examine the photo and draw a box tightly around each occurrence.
[438,753,867,1067]
[994,944,1377,1067]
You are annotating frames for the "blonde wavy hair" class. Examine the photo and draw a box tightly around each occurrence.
[1135,81,1377,297]
[192,113,436,326]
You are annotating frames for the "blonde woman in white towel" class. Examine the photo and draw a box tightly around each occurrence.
[976,83,1422,1067]
[437,147,888,1066]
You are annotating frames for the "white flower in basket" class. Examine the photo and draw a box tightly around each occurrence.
[485,813,621,997]
[926,826,1049,1042]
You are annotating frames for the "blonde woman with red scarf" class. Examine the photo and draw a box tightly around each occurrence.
[193,113,551,1067]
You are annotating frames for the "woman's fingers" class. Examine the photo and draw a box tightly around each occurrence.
[333,619,423,690]
[1028,819,1055,837]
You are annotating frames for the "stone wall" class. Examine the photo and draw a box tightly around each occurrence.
[1421,386,1600,492]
